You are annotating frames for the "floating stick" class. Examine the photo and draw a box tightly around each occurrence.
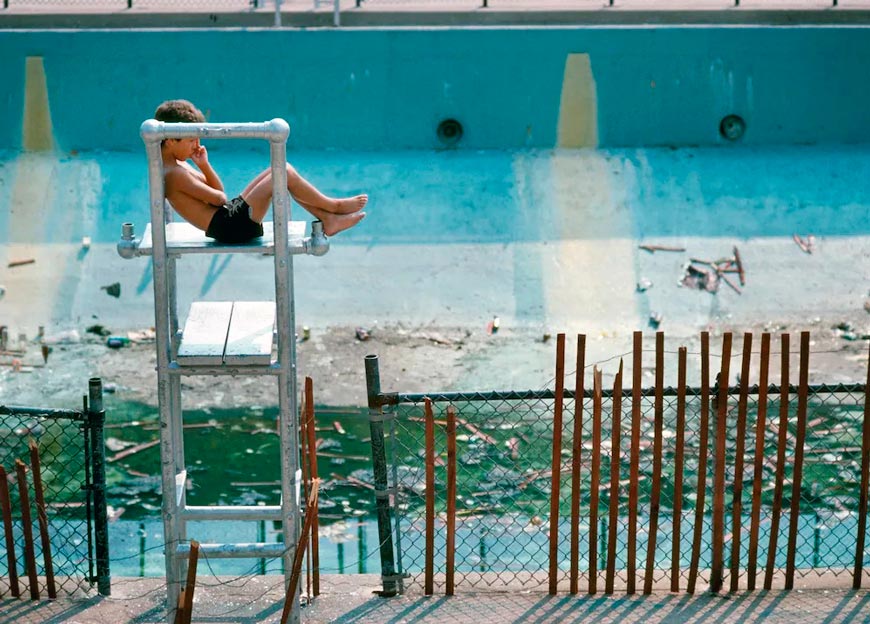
[643,332,665,595]
[424,398,435,596]
[29,441,55,599]
[785,332,810,590]
[688,332,711,594]
[747,333,771,591]
[729,334,752,592]
[15,460,39,600]
[445,406,457,596]
[627,332,642,594]
[671,347,687,592]
[710,333,733,593]
[569,334,586,595]
[548,334,566,595]
[605,360,623,594]
[764,333,790,590]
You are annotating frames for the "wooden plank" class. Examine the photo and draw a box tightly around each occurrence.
[29,442,55,599]
[177,301,233,365]
[304,377,320,597]
[627,331,642,595]
[280,482,319,624]
[224,302,275,365]
[765,333,790,590]
[0,465,20,597]
[589,367,602,595]
[15,460,39,600]
[424,398,435,596]
[854,339,870,589]
[710,332,733,593]
[548,333,566,595]
[671,347,687,593]
[606,360,623,594]
[785,332,810,590]
[748,333,771,591]
[688,332,711,594]
[729,333,753,592]
[182,540,199,624]
[569,334,586,595]
[445,406,457,596]
[643,332,665,595]
[140,220,307,255]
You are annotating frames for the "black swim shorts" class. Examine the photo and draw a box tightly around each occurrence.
[205,196,264,244]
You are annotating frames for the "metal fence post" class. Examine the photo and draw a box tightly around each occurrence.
[88,378,111,596]
[365,355,398,597]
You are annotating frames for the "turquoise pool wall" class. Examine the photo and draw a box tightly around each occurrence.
[1,26,869,151]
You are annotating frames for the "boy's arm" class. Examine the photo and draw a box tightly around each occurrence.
[166,167,227,207]
[191,146,224,193]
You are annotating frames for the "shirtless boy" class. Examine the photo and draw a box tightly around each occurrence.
[155,99,366,244]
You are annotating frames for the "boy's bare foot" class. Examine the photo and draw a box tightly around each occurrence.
[332,194,368,215]
[321,211,366,236]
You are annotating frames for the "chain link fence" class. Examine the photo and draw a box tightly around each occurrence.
[0,379,110,597]
[365,348,869,594]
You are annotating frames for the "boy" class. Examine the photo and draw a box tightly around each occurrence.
[155,99,366,244]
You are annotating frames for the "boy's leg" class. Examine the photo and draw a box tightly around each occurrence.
[241,165,367,217]
[303,205,366,237]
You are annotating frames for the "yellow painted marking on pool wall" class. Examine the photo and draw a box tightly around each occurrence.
[557,53,598,149]
[545,151,638,332]
[23,57,54,152]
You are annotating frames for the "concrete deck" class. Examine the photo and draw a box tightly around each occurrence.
[2,575,869,623]
[0,575,870,624]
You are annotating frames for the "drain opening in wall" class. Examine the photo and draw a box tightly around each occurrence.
[437,119,463,146]
[719,114,746,141]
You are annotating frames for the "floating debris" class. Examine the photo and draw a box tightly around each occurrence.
[638,244,686,253]
[793,233,816,254]
[101,282,121,298]
[355,327,370,341]
[8,258,35,268]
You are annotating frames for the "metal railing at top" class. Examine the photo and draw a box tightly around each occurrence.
[0,378,110,597]
[364,332,870,596]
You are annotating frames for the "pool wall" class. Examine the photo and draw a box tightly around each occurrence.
[1,26,869,151]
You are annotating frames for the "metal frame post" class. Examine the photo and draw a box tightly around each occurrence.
[365,355,398,596]
[88,378,111,596]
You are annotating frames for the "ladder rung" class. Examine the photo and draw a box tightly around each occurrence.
[182,505,282,522]
[177,542,286,559]
[177,301,274,366]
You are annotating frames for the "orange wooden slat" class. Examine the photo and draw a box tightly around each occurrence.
[710,332,733,593]
[589,367,603,595]
[570,334,586,594]
[764,333,790,590]
[670,347,687,592]
[785,332,810,590]
[854,339,870,589]
[424,398,435,596]
[605,360,623,594]
[445,405,457,596]
[747,333,771,591]
[729,333,753,592]
[549,333,566,595]
[643,332,666,595]
[688,332,711,594]
[627,331,642,594]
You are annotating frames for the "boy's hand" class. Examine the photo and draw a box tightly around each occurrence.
[191,145,210,169]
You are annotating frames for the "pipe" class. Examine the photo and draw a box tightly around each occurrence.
[117,222,141,259]
[303,220,330,256]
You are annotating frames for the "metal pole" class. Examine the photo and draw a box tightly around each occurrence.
[365,355,398,596]
[275,0,282,27]
[89,378,111,596]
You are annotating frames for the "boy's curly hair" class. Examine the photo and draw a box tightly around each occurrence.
[154,99,206,123]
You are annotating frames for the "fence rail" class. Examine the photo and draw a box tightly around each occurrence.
[0,378,110,597]
[365,332,870,595]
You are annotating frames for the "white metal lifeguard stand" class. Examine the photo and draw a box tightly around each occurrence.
[118,118,327,623]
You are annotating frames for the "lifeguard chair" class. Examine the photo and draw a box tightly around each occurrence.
[118,118,325,623]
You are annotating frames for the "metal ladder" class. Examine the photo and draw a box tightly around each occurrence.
[118,118,328,623]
